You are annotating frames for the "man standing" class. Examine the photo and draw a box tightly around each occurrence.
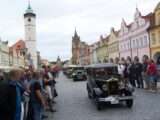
[134,57,143,88]
[0,69,24,120]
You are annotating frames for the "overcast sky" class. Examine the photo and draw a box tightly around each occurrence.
[0,0,159,61]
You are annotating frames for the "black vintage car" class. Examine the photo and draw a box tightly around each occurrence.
[86,63,134,110]
[72,69,87,81]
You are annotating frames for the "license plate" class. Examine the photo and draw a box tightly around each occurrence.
[111,99,119,104]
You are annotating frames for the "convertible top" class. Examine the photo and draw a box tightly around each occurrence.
[85,63,117,69]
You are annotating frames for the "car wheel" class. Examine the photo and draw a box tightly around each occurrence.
[126,99,133,108]
[88,91,92,99]
[87,85,92,99]
[96,101,102,110]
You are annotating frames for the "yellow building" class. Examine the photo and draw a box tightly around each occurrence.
[108,28,119,61]
[96,36,108,63]
[150,2,160,60]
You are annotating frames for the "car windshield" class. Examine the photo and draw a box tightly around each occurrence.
[93,67,118,80]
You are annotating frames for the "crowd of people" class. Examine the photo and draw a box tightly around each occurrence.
[0,65,59,120]
[113,55,160,92]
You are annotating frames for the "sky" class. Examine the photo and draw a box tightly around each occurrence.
[0,0,159,61]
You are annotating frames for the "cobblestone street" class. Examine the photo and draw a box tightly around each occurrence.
[47,72,160,120]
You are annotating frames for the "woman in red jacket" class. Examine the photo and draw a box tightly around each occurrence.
[147,59,157,91]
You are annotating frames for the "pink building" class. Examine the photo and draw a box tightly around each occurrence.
[119,8,152,61]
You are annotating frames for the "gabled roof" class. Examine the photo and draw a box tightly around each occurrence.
[155,2,160,11]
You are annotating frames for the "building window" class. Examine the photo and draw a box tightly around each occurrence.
[136,39,139,48]
[140,37,143,47]
[133,40,135,48]
[152,33,156,45]
[144,36,147,46]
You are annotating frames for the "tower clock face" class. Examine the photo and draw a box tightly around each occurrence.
[28,18,31,22]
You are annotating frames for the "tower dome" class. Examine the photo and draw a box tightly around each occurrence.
[24,1,36,17]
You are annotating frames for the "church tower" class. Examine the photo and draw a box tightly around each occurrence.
[24,1,37,69]
[72,29,80,65]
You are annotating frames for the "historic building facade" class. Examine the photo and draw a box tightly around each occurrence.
[108,28,119,60]
[89,44,98,64]
[149,3,160,61]
[130,8,151,60]
[96,36,108,63]
[119,8,151,61]
[9,40,26,67]
[79,42,90,65]
[0,41,10,66]
[118,19,131,59]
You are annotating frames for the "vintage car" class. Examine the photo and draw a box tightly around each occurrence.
[86,63,134,110]
[63,65,77,78]
[72,68,87,81]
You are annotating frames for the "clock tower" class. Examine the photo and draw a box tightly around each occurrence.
[24,2,37,69]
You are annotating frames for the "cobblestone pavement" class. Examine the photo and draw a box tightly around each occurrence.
[47,72,160,120]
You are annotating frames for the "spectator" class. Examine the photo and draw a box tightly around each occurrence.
[43,74,56,112]
[29,72,46,120]
[134,56,143,88]
[118,60,125,77]
[142,55,149,89]
[147,59,157,92]
[0,69,24,120]
[127,57,135,87]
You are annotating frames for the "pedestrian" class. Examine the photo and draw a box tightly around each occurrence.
[147,59,157,92]
[43,73,56,112]
[134,56,143,88]
[127,57,136,87]
[29,72,46,120]
[118,60,125,78]
[156,57,160,83]
[142,55,149,89]
[0,69,24,120]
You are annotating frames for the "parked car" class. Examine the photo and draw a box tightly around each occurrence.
[72,69,87,81]
[86,63,134,110]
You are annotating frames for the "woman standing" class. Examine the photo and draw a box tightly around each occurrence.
[30,72,46,120]
[147,60,157,92]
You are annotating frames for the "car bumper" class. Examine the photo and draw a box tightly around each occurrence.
[98,96,134,104]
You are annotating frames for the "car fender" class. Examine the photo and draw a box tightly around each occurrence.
[93,88,102,97]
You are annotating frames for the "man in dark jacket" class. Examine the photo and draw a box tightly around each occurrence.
[134,56,144,88]
[0,69,23,120]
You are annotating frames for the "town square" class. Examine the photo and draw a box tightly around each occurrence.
[0,0,160,120]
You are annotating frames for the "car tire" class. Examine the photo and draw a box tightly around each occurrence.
[96,101,102,110]
[87,85,92,99]
[126,99,133,108]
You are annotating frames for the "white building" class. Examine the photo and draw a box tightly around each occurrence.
[24,3,37,69]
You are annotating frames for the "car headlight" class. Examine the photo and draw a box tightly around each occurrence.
[102,84,108,91]
[72,73,76,76]
[119,82,125,89]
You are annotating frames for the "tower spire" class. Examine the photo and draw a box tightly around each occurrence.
[25,0,34,13]
[28,0,31,9]
[74,27,78,37]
